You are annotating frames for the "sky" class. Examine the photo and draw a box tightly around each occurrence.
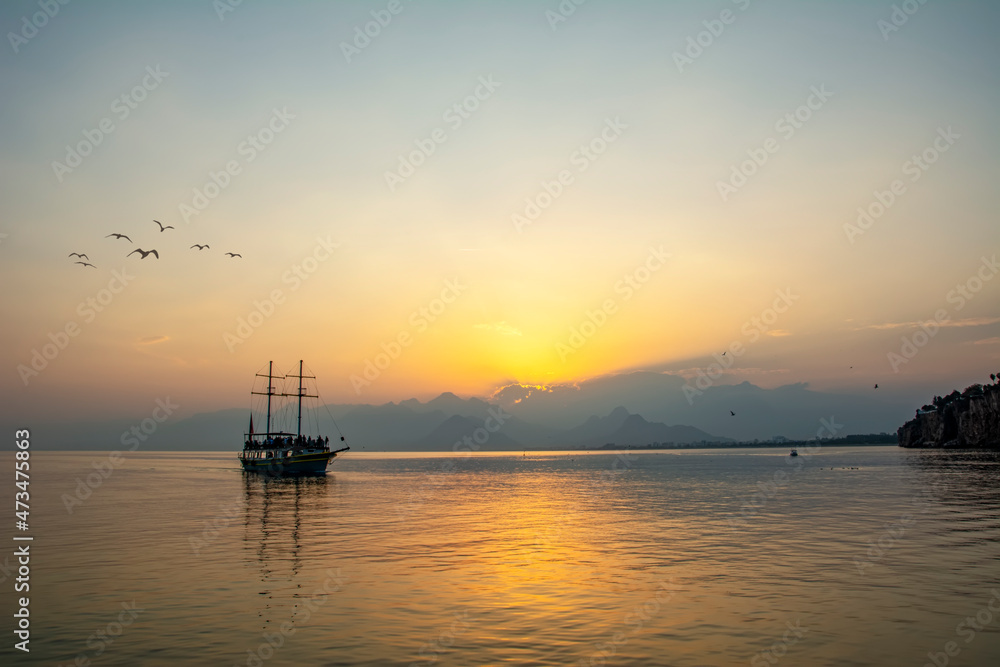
[1,0,998,425]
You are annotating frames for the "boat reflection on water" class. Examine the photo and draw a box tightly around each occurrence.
[241,472,339,632]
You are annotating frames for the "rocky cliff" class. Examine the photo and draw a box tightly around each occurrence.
[897,381,1000,448]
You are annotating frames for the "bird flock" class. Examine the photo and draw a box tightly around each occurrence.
[68,220,242,269]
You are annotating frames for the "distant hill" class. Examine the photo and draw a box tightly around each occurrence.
[568,410,731,448]
[415,415,522,450]
[563,406,632,443]
[10,378,912,451]
[494,372,912,441]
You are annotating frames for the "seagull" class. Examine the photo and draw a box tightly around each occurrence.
[68,252,89,259]
[730,410,735,416]
[225,252,242,258]
[74,261,96,268]
[106,233,132,242]
[722,351,726,356]
[153,220,174,232]
[190,244,210,250]
[127,248,159,259]
[874,384,879,389]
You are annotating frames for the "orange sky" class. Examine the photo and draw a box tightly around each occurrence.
[2,1,998,423]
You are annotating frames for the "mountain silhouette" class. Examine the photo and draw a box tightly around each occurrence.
[11,375,905,450]
[415,414,522,449]
[565,409,729,448]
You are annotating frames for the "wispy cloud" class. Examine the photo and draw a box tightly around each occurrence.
[474,321,522,336]
[672,366,790,379]
[854,317,1000,331]
[137,335,170,345]
[967,337,1000,346]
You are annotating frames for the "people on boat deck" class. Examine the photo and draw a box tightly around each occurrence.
[243,434,332,452]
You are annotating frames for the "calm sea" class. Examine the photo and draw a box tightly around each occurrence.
[3,446,999,666]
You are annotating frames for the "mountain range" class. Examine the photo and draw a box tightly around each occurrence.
[17,371,909,451]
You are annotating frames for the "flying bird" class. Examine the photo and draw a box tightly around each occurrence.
[874,384,879,389]
[722,351,726,356]
[74,261,96,268]
[730,410,735,416]
[153,220,174,232]
[68,252,89,259]
[127,248,159,259]
[190,244,210,250]
[225,252,242,258]
[106,233,132,242]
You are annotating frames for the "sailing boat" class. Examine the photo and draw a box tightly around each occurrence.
[238,360,350,475]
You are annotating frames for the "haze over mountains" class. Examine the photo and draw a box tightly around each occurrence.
[25,371,909,451]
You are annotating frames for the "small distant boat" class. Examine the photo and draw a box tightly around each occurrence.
[238,361,349,476]
[789,448,798,457]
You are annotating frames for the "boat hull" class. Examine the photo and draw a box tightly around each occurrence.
[239,450,340,476]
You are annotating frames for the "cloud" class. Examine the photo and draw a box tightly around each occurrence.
[968,337,1000,346]
[474,321,522,336]
[137,335,169,345]
[671,366,790,379]
[489,382,575,405]
[855,316,1000,331]
[766,329,792,337]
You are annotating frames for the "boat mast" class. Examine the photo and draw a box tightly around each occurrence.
[297,359,303,438]
[282,360,316,439]
[251,361,278,438]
